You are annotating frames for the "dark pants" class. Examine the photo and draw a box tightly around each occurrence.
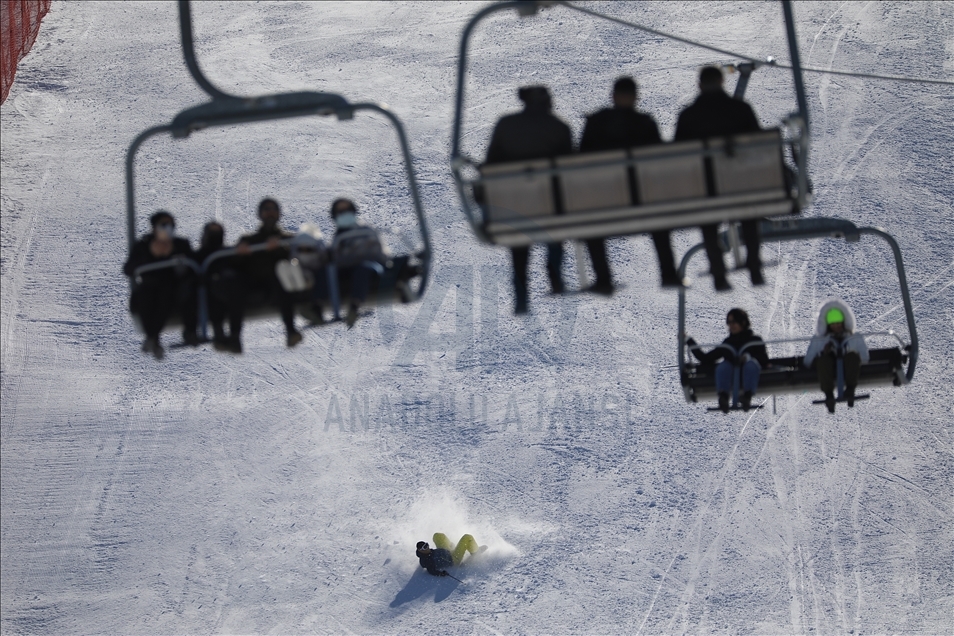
[815,352,862,394]
[311,264,380,309]
[342,264,377,305]
[207,269,244,340]
[511,242,564,308]
[584,238,613,289]
[651,231,678,280]
[241,274,296,336]
[131,276,197,341]
[701,219,762,279]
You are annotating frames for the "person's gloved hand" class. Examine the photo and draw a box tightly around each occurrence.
[438,570,448,577]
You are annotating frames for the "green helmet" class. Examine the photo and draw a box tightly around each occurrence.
[825,308,845,325]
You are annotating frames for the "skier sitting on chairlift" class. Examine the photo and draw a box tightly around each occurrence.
[235,198,303,348]
[329,198,389,328]
[124,210,199,358]
[686,308,769,413]
[803,299,869,414]
[673,66,765,291]
[484,85,573,314]
[579,76,666,291]
[194,221,244,354]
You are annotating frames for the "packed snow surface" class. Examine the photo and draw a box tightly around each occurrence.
[1,2,952,634]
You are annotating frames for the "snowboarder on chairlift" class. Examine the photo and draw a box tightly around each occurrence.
[484,84,573,314]
[415,533,484,576]
[673,65,765,291]
[803,299,869,413]
[686,307,769,413]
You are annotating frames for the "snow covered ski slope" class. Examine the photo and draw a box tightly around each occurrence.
[1,2,951,633]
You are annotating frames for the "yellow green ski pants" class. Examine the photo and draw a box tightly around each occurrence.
[433,532,479,565]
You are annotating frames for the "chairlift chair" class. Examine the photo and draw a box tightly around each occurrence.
[678,218,918,409]
[125,0,431,336]
[450,1,812,271]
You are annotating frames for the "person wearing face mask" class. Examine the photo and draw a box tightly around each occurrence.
[235,198,302,348]
[329,198,389,328]
[124,210,198,358]
[686,307,769,413]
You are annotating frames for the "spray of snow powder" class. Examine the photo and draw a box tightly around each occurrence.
[390,487,527,576]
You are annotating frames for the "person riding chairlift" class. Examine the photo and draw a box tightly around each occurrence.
[686,308,769,413]
[803,300,869,413]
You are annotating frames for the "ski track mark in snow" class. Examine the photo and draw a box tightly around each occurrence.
[664,403,768,633]
[0,168,48,443]
[3,2,954,633]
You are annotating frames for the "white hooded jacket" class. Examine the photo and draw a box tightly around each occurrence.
[803,298,870,367]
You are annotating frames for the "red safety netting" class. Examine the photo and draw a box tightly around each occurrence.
[1,0,51,104]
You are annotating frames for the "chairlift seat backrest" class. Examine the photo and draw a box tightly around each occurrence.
[556,150,630,213]
[708,130,785,195]
[632,140,707,204]
[481,159,556,224]
[474,136,795,246]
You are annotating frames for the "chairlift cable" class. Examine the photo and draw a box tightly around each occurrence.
[559,2,954,87]
[772,64,954,86]
[559,1,761,64]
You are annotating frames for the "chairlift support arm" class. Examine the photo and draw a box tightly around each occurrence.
[178,0,236,101]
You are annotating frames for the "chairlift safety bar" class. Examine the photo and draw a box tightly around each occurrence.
[686,331,908,361]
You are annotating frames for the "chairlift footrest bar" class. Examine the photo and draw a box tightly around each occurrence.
[811,394,870,405]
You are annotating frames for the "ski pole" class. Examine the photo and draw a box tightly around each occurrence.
[444,572,464,583]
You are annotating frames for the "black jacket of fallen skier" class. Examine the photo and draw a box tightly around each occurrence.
[416,542,454,577]
[579,76,672,289]
[485,85,573,314]
[124,210,198,357]
[672,65,764,291]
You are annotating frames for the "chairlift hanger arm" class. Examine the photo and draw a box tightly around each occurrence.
[126,124,173,251]
[178,0,236,101]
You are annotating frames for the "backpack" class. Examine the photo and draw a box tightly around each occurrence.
[333,226,387,269]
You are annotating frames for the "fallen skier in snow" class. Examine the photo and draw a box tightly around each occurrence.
[415,533,485,576]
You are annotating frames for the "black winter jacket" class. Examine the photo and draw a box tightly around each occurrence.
[123,233,194,282]
[579,107,662,153]
[237,225,294,283]
[417,548,454,576]
[674,90,760,142]
[485,105,573,164]
[688,329,769,367]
